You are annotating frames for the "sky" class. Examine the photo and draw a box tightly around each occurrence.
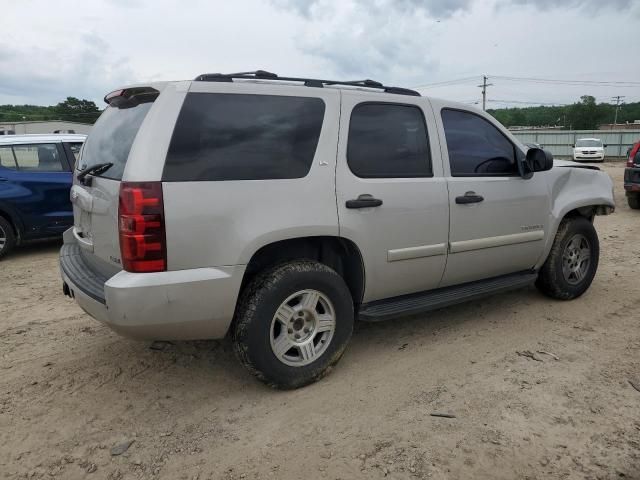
[1,0,639,109]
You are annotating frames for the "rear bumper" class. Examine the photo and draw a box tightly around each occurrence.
[624,167,640,193]
[59,234,245,340]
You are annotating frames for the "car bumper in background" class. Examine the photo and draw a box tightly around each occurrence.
[59,233,245,340]
[573,154,605,161]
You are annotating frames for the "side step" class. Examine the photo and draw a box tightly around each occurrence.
[358,271,538,322]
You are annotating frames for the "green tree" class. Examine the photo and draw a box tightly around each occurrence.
[53,97,101,123]
[566,95,600,130]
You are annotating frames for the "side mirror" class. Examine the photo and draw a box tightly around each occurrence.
[521,147,553,179]
[571,144,575,148]
[603,144,608,148]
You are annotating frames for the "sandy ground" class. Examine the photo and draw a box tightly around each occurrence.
[1,162,639,480]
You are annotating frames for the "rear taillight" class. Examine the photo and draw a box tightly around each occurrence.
[629,144,640,167]
[118,182,166,273]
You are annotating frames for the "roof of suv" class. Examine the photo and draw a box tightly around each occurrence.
[191,70,421,97]
[0,134,87,145]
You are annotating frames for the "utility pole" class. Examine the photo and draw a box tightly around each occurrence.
[611,95,625,125]
[478,75,493,111]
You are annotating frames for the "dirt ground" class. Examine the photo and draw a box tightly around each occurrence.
[1,162,639,480]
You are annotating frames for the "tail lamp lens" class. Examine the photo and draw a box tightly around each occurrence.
[118,182,166,273]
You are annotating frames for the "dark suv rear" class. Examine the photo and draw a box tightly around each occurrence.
[624,141,640,209]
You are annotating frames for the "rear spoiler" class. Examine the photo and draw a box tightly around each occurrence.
[104,87,159,109]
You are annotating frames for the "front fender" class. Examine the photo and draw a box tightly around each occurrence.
[535,167,614,270]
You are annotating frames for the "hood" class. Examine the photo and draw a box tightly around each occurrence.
[554,160,601,171]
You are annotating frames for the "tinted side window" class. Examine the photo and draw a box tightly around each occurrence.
[67,142,83,163]
[164,93,326,181]
[347,103,431,178]
[12,144,64,172]
[442,109,517,176]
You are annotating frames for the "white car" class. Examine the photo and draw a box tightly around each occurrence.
[573,138,606,162]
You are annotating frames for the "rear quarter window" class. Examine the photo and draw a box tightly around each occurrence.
[79,102,153,180]
[163,93,325,181]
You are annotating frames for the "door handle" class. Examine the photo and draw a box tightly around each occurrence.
[346,194,383,209]
[455,191,484,204]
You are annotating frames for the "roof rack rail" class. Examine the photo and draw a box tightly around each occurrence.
[193,70,420,97]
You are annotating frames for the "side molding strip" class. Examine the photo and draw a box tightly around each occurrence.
[388,243,447,262]
[450,230,544,254]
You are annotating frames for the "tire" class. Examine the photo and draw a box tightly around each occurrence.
[536,216,599,300]
[0,216,16,260]
[232,260,354,389]
[628,194,640,210]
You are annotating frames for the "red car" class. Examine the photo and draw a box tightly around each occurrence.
[624,140,640,209]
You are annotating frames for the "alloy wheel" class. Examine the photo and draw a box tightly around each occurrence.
[269,289,336,367]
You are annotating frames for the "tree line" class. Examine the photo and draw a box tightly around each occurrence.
[1,94,639,130]
[0,97,102,124]
[488,96,640,130]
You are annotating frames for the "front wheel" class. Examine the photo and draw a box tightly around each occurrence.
[536,217,599,300]
[232,260,354,389]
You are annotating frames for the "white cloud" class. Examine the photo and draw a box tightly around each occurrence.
[0,0,638,106]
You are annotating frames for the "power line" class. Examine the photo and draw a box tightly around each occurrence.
[491,75,640,87]
[412,76,479,89]
[488,99,570,106]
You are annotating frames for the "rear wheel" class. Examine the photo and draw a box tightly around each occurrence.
[232,260,354,389]
[628,194,640,210]
[0,217,16,260]
[536,217,599,300]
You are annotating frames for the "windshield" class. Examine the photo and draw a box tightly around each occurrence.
[575,139,602,148]
[78,102,153,180]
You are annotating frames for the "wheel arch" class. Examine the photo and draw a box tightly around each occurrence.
[240,236,366,306]
[535,203,610,270]
[0,204,22,243]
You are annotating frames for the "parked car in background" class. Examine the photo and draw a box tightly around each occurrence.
[624,140,640,209]
[60,72,614,389]
[572,138,606,162]
[0,134,85,259]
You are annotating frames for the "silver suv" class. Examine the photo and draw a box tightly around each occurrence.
[60,71,615,389]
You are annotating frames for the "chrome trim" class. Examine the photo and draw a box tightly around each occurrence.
[449,230,544,254]
[387,243,447,262]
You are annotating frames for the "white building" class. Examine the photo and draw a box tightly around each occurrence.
[0,120,92,136]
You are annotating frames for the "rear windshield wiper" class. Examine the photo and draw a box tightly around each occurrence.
[77,162,113,185]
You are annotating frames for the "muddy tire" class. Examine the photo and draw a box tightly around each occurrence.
[232,260,354,389]
[0,216,16,260]
[536,216,599,300]
[627,194,640,210]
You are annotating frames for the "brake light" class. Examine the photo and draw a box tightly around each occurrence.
[118,182,166,273]
[628,143,640,167]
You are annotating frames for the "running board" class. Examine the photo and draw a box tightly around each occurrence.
[358,271,538,322]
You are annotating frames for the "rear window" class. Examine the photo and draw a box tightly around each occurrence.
[79,102,153,180]
[163,93,325,181]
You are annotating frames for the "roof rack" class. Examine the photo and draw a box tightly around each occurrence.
[193,70,420,97]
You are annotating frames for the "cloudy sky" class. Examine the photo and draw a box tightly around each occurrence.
[1,0,639,108]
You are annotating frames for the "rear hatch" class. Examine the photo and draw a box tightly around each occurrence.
[70,87,159,278]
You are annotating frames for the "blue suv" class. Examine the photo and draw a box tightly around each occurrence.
[0,134,85,259]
